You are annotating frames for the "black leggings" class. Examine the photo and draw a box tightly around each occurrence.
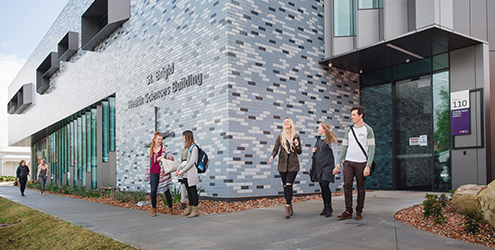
[150,173,173,208]
[19,177,27,195]
[279,171,297,205]
[184,178,199,206]
[319,180,332,205]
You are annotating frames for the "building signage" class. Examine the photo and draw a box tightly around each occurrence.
[419,135,427,146]
[409,137,419,146]
[451,90,470,135]
[128,71,203,109]
[147,63,174,85]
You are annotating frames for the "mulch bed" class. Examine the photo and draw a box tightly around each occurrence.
[394,200,495,248]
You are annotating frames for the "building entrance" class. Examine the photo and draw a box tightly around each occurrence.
[362,71,451,191]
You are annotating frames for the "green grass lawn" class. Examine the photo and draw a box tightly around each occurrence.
[0,197,138,250]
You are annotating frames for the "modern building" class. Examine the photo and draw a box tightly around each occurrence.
[7,0,494,198]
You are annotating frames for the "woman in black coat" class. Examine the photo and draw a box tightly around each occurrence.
[311,122,338,217]
[16,160,30,196]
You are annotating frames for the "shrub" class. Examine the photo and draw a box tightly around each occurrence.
[115,191,133,203]
[464,209,485,234]
[423,193,445,224]
[131,189,147,203]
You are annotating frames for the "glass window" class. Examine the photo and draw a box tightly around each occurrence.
[433,53,448,71]
[81,115,86,185]
[358,0,383,9]
[334,0,355,36]
[109,97,116,151]
[432,71,451,191]
[102,101,109,162]
[86,112,92,173]
[92,108,97,189]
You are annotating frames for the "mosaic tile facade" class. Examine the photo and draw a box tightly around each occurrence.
[8,0,359,198]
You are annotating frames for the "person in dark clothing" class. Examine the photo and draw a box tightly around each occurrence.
[311,122,338,217]
[16,160,30,196]
[270,117,302,219]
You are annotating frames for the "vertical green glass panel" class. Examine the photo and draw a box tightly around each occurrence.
[109,97,116,152]
[433,53,449,71]
[78,117,82,182]
[334,0,355,36]
[102,101,109,162]
[433,71,451,191]
[92,108,97,189]
[81,115,86,185]
[86,112,91,173]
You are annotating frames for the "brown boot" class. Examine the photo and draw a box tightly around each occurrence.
[289,204,294,216]
[337,211,352,220]
[182,206,192,216]
[151,208,157,217]
[285,205,291,218]
[187,206,200,218]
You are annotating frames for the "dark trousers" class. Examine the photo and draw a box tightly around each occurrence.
[343,161,366,213]
[183,179,199,206]
[319,180,332,205]
[19,177,27,195]
[150,173,159,208]
[279,171,297,205]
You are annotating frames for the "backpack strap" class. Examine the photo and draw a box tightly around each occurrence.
[350,125,368,159]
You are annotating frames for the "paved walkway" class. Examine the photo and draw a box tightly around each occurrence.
[0,183,490,250]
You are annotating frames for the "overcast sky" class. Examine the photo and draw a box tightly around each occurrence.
[0,0,68,148]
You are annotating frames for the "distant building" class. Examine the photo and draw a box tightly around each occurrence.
[0,147,30,177]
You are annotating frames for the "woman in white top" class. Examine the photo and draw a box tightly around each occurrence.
[175,130,200,218]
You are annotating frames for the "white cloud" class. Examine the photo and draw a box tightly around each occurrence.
[0,54,26,147]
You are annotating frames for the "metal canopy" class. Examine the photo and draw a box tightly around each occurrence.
[319,26,483,74]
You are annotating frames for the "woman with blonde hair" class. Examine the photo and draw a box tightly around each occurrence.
[37,159,49,195]
[269,117,302,218]
[311,122,338,217]
[175,130,201,218]
[145,131,175,217]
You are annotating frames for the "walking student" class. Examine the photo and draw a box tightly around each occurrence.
[333,105,375,220]
[145,131,175,217]
[175,130,200,218]
[269,117,302,218]
[311,122,338,217]
[16,160,30,196]
[37,159,49,195]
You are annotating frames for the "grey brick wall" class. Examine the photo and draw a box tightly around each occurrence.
[8,0,359,198]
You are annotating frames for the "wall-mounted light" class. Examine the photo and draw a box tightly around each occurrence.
[359,70,363,74]
[406,58,410,63]
[328,62,332,67]
[386,43,424,59]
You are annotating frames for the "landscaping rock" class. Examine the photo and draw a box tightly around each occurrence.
[476,180,495,227]
[452,184,485,214]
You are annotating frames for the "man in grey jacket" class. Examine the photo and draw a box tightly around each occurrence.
[333,105,375,220]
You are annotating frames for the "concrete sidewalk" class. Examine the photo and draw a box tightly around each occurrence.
[0,183,490,250]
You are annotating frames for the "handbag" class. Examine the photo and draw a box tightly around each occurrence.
[160,158,179,174]
[350,126,376,176]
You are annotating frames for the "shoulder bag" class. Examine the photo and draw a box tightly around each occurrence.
[350,126,376,176]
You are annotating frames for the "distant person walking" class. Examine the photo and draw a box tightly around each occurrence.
[145,132,175,217]
[175,130,201,218]
[311,122,338,217]
[16,160,30,196]
[270,117,302,218]
[37,159,49,195]
[334,105,375,220]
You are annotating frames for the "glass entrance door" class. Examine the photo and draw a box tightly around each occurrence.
[395,75,433,190]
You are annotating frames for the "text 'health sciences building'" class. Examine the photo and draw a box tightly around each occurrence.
[7,0,495,199]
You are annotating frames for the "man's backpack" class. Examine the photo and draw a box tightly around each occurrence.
[189,144,209,173]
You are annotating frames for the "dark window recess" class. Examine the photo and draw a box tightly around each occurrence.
[269,39,276,44]
[255,62,262,67]
[260,141,267,145]
[36,52,59,94]
[210,183,215,186]
[273,83,280,87]
[237,147,245,150]
[8,83,33,114]
[248,116,256,120]
[287,104,293,108]
[251,31,259,36]
[58,31,79,61]
[274,115,281,119]
[259,46,266,51]
[248,81,256,85]
[266,22,273,27]
[241,186,249,190]
[245,161,252,165]
[223,179,233,183]
[273,70,280,74]
[233,92,240,97]
[233,157,241,161]
[280,78,286,82]
[263,131,270,135]
[288,14,295,19]
[251,10,259,15]
[279,7,286,12]
[81,0,131,50]
[256,185,264,189]
[240,108,248,112]
[256,96,263,100]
